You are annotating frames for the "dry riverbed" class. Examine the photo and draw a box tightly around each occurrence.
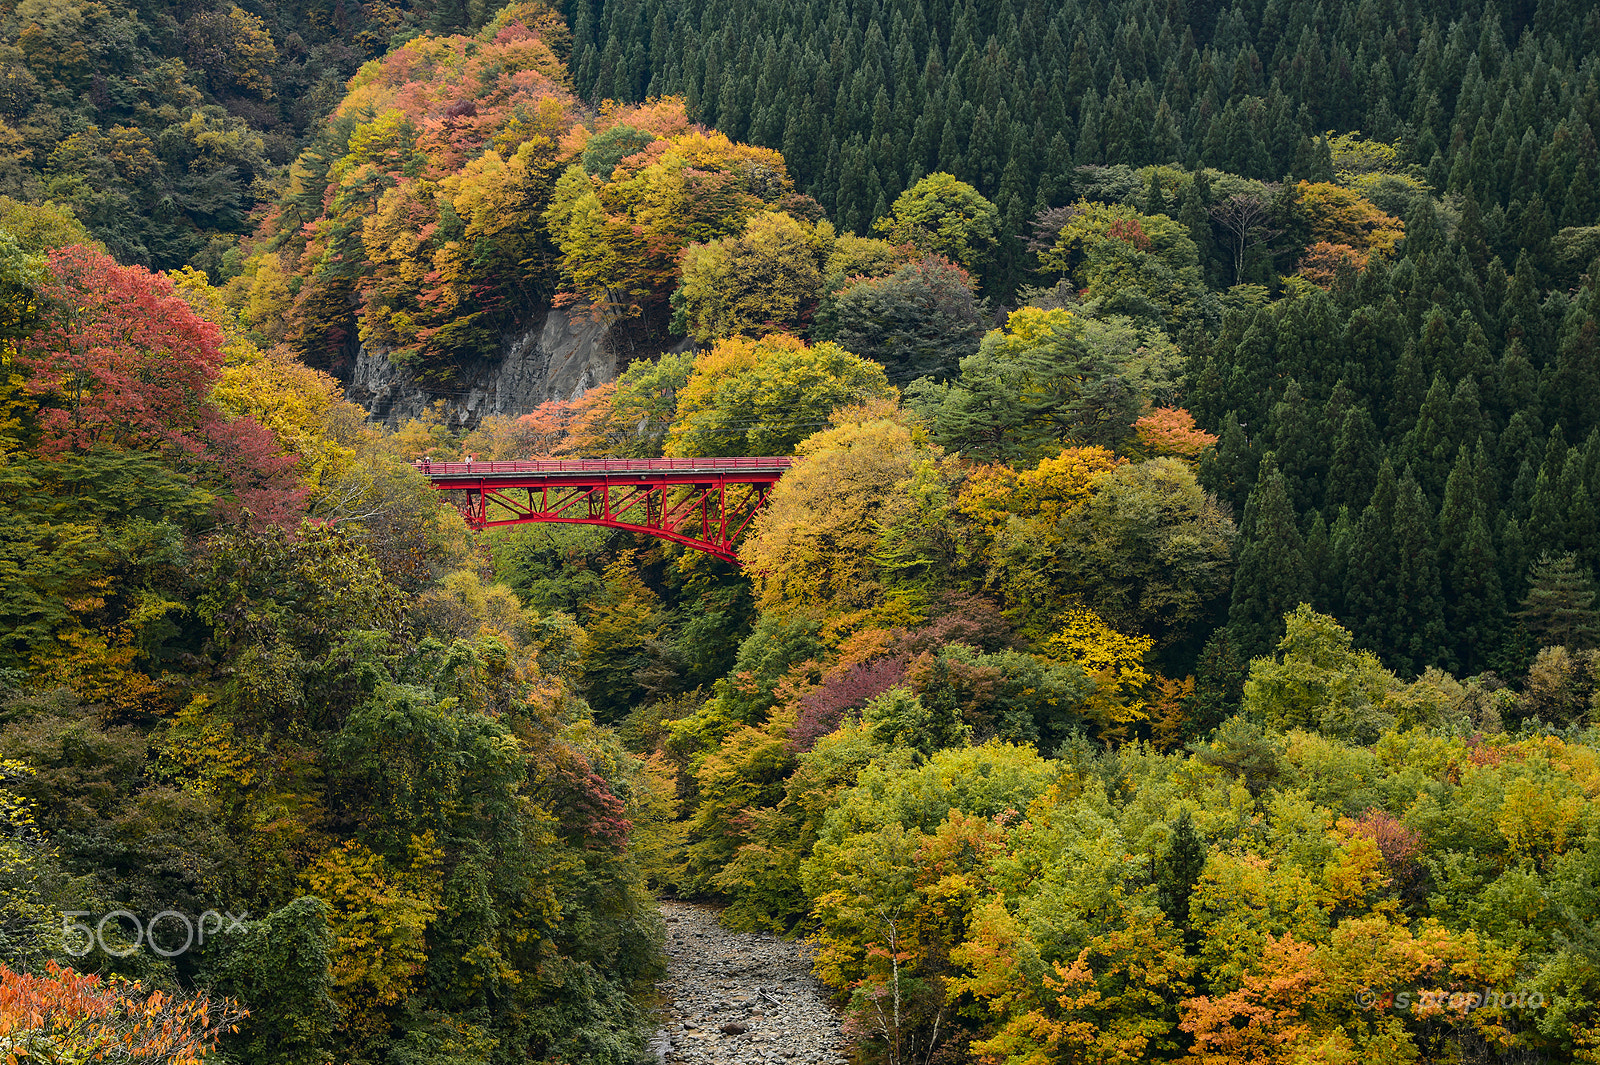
[647,901,852,1065]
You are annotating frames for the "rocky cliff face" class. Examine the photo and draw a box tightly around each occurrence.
[343,304,616,429]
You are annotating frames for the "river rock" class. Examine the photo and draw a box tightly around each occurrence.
[645,901,850,1065]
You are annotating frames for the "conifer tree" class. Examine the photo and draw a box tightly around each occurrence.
[1439,446,1505,673]
[1325,403,1381,514]
[1546,303,1600,443]
[1189,629,1249,733]
[1516,553,1600,649]
[1346,463,1446,675]
[1228,454,1312,659]
[1146,170,1168,215]
[1343,462,1396,646]
[1156,809,1206,948]
[1399,373,1455,501]
[1385,471,1449,674]
[1526,426,1570,551]
[1179,167,1219,284]
[1386,342,1429,439]
[1303,511,1338,615]
[1225,314,1280,428]
[1263,380,1319,516]
[1198,410,1258,516]
[1564,451,1599,575]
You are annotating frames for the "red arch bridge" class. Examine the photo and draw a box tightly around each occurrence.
[416,457,793,565]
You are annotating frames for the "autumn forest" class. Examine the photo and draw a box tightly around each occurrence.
[1,0,1600,1061]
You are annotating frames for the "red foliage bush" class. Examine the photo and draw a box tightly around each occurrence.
[1349,808,1423,869]
[534,741,633,851]
[1106,216,1152,250]
[789,657,907,752]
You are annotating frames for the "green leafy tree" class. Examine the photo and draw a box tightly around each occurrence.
[908,307,1141,464]
[862,685,971,759]
[872,173,999,273]
[1038,199,1209,326]
[546,123,794,331]
[831,254,984,380]
[0,230,43,345]
[219,897,340,1065]
[0,199,95,255]
[993,457,1236,646]
[1242,605,1399,742]
[579,554,668,723]
[582,124,655,177]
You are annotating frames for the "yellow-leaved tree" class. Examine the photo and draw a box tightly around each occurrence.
[306,836,442,1040]
[664,334,893,458]
[673,211,835,341]
[739,401,935,617]
[1050,609,1154,735]
[1294,181,1405,262]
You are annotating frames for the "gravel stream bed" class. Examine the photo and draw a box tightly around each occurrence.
[646,901,852,1065]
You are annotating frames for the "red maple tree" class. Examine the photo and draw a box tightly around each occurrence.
[16,244,304,526]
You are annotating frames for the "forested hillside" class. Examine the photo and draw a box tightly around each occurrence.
[0,0,516,271]
[2,0,1600,1063]
[566,0,1600,293]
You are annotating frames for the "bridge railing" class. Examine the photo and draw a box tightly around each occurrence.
[415,456,795,477]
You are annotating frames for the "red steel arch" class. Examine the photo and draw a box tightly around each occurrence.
[416,457,793,565]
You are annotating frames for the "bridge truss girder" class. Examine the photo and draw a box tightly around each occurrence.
[438,476,778,564]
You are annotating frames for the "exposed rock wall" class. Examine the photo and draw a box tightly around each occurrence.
[343,303,616,429]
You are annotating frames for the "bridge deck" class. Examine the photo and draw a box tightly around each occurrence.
[417,457,794,481]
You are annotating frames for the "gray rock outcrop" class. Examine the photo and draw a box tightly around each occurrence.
[343,303,616,429]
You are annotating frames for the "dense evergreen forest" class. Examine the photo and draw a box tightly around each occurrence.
[2,0,1600,1062]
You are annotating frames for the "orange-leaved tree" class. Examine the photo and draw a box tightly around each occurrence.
[0,961,246,1064]
[955,900,1194,1065]
[1294,182,1404,261]
[1179,933,1325,1065]
[1295,241,1369,287]
[1133,407,1217,460]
